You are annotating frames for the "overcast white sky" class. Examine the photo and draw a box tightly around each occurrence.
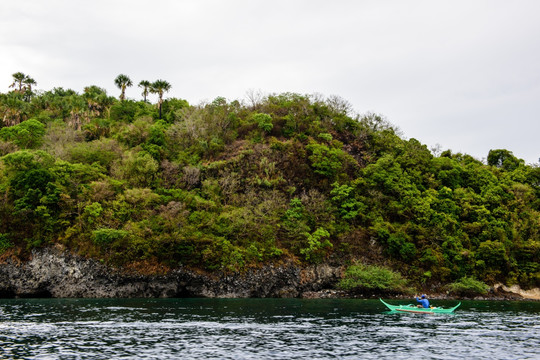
[1,0,539,164]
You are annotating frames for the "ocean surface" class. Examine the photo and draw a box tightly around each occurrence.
[0,298,539,359]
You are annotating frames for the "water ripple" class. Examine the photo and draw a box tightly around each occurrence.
[0,299,538,359]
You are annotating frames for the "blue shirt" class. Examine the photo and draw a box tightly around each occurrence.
[416,297,430,308]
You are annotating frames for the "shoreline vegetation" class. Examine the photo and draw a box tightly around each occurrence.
[1,247,538,300]
[0,73,538,299]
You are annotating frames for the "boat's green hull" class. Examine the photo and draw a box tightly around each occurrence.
[380,299,461,314]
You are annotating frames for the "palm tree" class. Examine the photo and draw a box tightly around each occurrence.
[66,95,87,130]
[9,72,27,92]
[23,76,37,93]
[22,76,37,101]
[1,91,29,126]
[8,73,37,101]
[138,80,151,102]
[84,85,113,118]
[114,74,133,101]
[150,79,171,119]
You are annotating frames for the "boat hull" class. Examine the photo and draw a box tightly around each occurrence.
[380,299,461,314]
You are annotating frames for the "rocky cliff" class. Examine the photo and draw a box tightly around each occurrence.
[0,248,342,298]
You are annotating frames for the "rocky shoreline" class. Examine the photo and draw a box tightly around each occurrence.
[0,248,342,298]
[0,248,537,300]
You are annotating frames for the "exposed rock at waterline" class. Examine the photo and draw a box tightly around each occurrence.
[0,248,343,298]
[2,249,537,300]
[493,283,540,300]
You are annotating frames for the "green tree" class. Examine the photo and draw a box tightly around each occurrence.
[114,74,133,101]
[330,182,365,220]
[0,119,46,148]
[23,76,36,92]
[109,100,139,122]
[252,113,273,133]
[487,149,522,171]
[114,151,159,187]
[8,73,37,101]
[306,141,346,178]
[0,234,12,254]
[138,80,151,102]
[9,72,26,92]
[300,227,332,263]
[1,150,54,172]
[150,80,172,119]
[83,86,113,118]
[282,197,311,248]
[22,76,37,101]
[0,91,28,126]
[1,150,60,243]
[93,228,129,248]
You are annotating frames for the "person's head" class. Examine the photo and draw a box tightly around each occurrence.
[421,294,426,299]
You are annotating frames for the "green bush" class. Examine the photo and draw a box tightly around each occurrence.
[68,139,121,169]
[201,237,246,271]
[109,100,138,122]
[82,118,112,140]
[300,227,332,264]
[338,263,409,294]
[92,228,129,247]
[253,113,273,133]
[330,182,365,220]
[0,234,12,254]
[0,119,46,148]
[318,133,333,142]
[83,202,103,227]
[447,276,489,297]
[306,141,345,178]
[386,232,417,261]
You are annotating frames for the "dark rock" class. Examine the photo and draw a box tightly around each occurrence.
[0,248,343,298]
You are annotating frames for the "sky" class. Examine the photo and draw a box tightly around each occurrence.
[1,0,539,164]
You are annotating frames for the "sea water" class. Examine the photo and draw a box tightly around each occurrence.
[0,298,538,359]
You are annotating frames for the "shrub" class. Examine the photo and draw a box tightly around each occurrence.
[300,227,332,264]
[330,182,365,220]
[68,139,122,169]
[109,100,138,122]
[318,133,333,142]
[0,119,46,148]
[306,141,345,178]
[386,233,417,261]
[253,113,273,133]
[82,118,111,140]
[113,151,159,187]
[476,240,508,268]
[201,237,246,271]
[0,234,12,254]
[447,276,489,297]
[338,263,409,294]
[83,202,103,227]
[92,228,129,247]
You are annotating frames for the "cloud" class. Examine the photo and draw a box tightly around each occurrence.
[1,0,539,163]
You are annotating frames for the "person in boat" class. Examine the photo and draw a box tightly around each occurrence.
[416,294,430,308]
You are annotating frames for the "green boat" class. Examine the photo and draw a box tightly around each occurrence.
[380,299,461,314]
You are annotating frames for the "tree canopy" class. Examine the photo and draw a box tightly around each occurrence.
[114,74,133,101]
[150,80,171,119]
[0,77,538,292]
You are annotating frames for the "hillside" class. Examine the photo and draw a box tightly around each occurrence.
[0,74,539,295]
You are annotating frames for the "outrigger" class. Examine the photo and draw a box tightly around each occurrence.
[380,299,461,314]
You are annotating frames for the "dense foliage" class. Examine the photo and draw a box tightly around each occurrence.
[446,276,490,297]
[338,263,410,294]
[0,73,539,291]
